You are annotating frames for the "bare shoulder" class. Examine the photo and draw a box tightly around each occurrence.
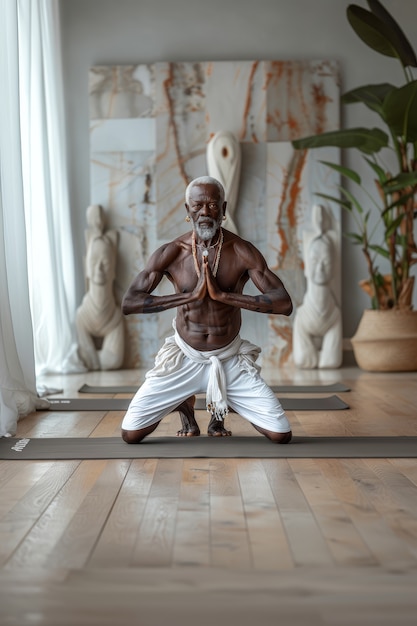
[148,235,189,270]
[224,229,266,268]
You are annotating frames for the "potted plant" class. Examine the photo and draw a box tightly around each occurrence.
[292,0,417,371]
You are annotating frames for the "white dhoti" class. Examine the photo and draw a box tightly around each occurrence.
[121,321,290,433]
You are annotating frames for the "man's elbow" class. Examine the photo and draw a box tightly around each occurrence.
[121,296,132,316]
[283,297,293,316]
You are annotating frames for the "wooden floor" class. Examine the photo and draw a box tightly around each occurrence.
[1,365,417,625]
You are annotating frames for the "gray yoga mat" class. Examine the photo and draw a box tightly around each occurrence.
[45,395,349,412]
[78,382,351,394]
[1,436,416,460]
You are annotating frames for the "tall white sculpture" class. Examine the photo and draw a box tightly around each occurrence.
[76,205,125,370]
[293,204,343,369]
[207,130,241,234]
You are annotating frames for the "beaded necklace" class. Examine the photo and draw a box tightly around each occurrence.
[196,231,221,250]
[192,228,224,278]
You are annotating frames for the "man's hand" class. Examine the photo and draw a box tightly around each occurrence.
[192,260,208,300]
[203,255,223,301]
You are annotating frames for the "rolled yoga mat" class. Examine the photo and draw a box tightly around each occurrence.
[1,436,415,460]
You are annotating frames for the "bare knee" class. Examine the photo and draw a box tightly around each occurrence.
[265,430,292,444]
[252,422,292,444]
[121,421,160,444]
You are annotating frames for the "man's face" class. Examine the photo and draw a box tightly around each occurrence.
[186,184,226,241]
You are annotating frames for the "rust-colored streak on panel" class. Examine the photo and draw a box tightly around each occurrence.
[240,61,260,141]
[163,64,190,188]
[278,323,293,368]
[287,153,306,230]
[264,62,334,141]
[311,82,332,134]
[276,150,307,264]
[269,318,293,368]
[264,61,285,91]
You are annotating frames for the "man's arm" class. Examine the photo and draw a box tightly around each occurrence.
[205,242,293,316]
[122,242,206,315]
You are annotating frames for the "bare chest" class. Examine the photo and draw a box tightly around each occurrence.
[167,249,246,294]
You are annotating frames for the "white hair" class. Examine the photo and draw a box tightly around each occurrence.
[185,176,225,204]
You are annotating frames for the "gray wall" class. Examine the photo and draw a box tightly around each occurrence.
[60,0,417,340]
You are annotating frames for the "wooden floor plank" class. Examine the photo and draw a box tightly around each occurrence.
[237,459,294,570]
[289,458,378,566]
[210,495,253,569]
[16,411,106,438]
[88,459,157,568]
[388,459,417,486]
[172,459,211,567]
[0,461,80,567]
[0,461,54,519]
[335,459,417,568]
[90,411,125,437]
[43,460,131,569]
[209,457,252,568]
[130,459,183,567]
[262,459,334,566]
[4,460,107,569]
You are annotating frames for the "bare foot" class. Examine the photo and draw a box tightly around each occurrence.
[176,396,200,437]
[207,414,232,437]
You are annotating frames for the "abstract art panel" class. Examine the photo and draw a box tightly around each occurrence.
[89,60,340,369]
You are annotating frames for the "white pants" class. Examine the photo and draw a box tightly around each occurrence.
[122,353,291,433]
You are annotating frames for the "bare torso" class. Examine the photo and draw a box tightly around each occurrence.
[165,233,248,350]
[122,226,292,353]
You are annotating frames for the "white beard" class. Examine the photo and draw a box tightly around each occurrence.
[195,217,220,241]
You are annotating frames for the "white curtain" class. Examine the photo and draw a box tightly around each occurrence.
[0,0,48,437]
[0,0,85,436]
[18,0,85,375]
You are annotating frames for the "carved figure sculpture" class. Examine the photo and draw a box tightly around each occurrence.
[207,131,241,235]
[293,204,342,369]
[76,206,124,370]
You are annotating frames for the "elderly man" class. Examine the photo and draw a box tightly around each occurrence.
[121,176,293,444]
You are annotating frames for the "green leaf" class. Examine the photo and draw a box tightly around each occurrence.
[366,0,417,67]
[339,186,365,214]
[346,232,365,244]
[383,173,417,192]
[342,83,394,117]
[319,160,362,184]
[374,272,386,287]
[383,81,417,142]
[364,157,387,183]
[385,213,406,236]
[292,127,388,154]
[381,190,416,216]
[315,192,353,212]
[369,244,390,258]
[397,234,408,246]
[347,4,417,68]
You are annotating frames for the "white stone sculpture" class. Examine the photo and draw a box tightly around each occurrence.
[207,130,241,234]
[293,204,343,369]
[76,205,125,370]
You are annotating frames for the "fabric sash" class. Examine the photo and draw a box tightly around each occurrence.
[146,320,261,419]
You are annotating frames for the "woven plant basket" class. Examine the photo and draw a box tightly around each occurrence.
[351,309,417,372]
